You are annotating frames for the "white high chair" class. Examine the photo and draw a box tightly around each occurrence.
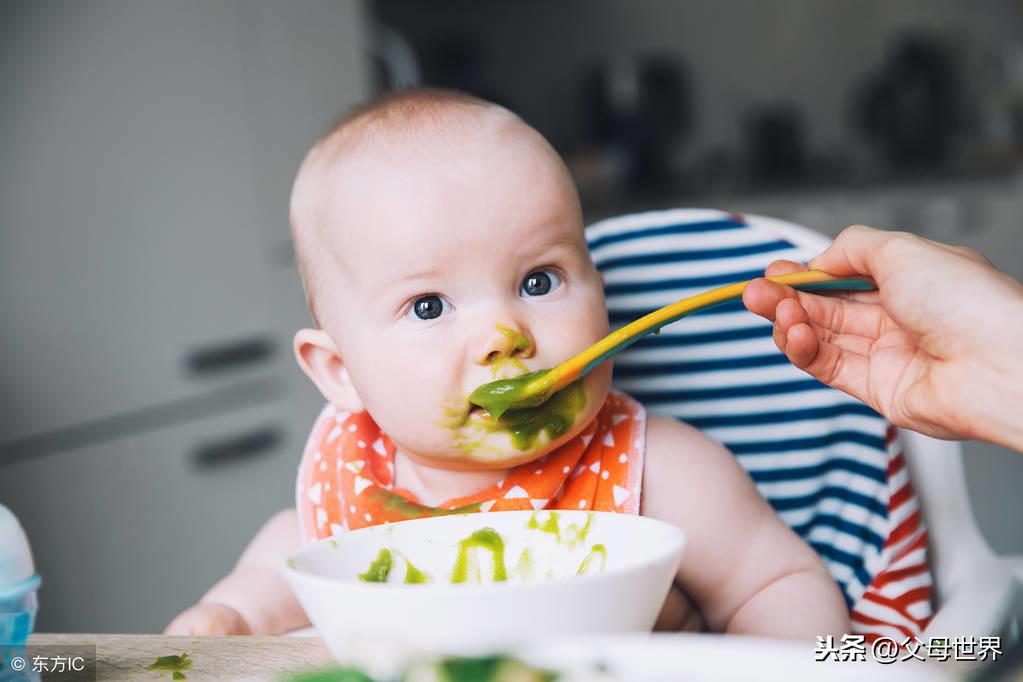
[587,208,1023,642]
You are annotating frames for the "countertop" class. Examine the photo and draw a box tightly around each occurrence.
[20,632,973,682]
[24,633,333,681]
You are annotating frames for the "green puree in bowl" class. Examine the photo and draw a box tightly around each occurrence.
[357,530,509,585]
[577,544,607,575]
[356,514,606,585]
[451,528,507,583]
[525,510,593,545]
[357,549,392,583]
[357,549,430,584]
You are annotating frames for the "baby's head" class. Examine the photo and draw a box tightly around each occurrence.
[290,88,612,471]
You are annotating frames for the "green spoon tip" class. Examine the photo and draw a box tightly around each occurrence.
[468,369,552,418]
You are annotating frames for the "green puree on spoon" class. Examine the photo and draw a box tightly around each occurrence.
[468,369,553,420]
[469,270,876,415]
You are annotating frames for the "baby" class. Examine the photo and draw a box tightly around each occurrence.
[166,88,849,638]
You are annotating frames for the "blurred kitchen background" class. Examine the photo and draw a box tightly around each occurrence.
[2,0,1022,633]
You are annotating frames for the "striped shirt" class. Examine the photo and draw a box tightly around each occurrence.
[587,208,932,641]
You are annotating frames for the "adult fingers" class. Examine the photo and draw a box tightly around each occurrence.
[781,323,873,402]
[763,259,808,277]
[787,288,886,339]
[743,278,788,321]
[808,225,929,279]
[745,279,886,337]
[774,298,877,355]
[769,295,875,400]
[760,257,881,303]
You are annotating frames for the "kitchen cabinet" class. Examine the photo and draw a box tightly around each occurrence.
[0,0,369,448]
[0,400,318,633]
[0,0,370,632]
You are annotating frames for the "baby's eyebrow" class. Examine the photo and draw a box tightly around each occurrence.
[393,266,445,284]
[518,236,579,261]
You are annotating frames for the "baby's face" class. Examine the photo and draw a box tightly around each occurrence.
[313,120,611,470]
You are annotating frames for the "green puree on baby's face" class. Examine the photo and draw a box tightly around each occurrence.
[487,326,534,378]
[495,380,586,450]
[467,379,585,451]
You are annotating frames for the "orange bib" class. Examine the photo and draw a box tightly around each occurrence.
[296,391,646,542]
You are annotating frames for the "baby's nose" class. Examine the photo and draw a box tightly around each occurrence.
[478,323,535,365]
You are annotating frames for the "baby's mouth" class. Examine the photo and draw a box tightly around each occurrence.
[470,379,588,451]
[468,368,554,420]
[442,398,494,429]
[449,377,530,427]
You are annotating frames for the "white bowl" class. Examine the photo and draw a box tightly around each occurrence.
[284,511,685,665]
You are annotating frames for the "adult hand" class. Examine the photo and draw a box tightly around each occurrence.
[743,225,1023,451]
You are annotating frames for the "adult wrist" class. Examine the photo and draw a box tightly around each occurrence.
[970,306,1023,451]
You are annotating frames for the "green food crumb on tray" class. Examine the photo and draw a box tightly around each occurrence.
[147,652,192,678]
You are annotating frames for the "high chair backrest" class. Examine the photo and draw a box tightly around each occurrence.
[586,209,917,612]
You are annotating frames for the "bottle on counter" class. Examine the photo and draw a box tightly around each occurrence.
[0,504,40,645]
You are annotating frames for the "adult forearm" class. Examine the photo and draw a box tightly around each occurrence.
[970,370,1023,452]
[958,306,1023,452]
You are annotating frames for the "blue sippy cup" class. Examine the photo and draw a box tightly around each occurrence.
[0,505,40,646]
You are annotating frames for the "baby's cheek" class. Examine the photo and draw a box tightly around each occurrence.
[377,369,452,437]
[559,297,607,341]
[583,362,613,412]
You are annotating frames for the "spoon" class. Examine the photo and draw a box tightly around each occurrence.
[469,270,875,418]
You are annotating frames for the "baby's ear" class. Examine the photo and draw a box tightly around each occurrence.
[293,328,364,412]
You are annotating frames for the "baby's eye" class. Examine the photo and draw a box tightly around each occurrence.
[408,295,448,321]
[520,269,563,297]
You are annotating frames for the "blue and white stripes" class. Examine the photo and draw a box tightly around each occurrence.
[588,208,892,609]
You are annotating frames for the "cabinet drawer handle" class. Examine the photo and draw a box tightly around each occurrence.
[192,427,282,467]
[186,336,275,375]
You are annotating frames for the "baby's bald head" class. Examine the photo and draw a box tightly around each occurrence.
[289,88,577,327]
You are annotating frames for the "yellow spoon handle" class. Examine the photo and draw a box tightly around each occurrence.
[531,270,875,396]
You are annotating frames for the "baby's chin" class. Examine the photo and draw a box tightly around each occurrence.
[437,426,575,470]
